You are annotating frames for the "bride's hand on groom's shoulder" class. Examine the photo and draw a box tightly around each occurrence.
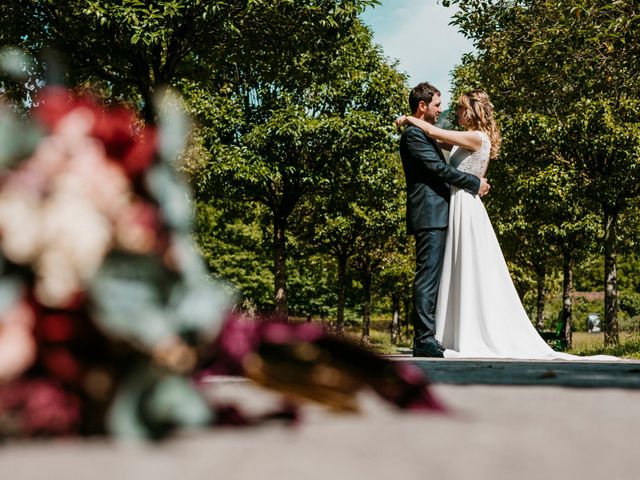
[395,115,408,133]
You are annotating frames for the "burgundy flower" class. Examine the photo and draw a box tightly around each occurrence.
[91,108,157,179]
[90,107,137,158]
[40,347,83,385]
[0,379,80,437]
[33,87,95,130]
[37,314,75,343]
[120,126,157,179]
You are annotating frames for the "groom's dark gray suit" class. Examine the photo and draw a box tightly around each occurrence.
[400,125,480,355]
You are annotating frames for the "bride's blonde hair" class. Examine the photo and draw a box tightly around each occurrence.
[458,90,501,159]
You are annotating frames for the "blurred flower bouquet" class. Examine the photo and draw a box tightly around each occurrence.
[0,86,442,441]
[0,87,231,439]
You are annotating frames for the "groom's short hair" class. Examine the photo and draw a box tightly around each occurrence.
[409,82,441,114]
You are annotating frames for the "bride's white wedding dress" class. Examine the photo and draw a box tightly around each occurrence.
[435,131,613,360]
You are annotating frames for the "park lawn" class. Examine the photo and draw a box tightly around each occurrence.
[568,331,640,359]
[343,321,640,359]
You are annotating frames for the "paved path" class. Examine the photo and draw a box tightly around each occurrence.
[2,360,640,480]
[402,357,640,388]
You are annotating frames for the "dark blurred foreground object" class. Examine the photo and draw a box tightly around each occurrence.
[0,85,444,441]
[203,314,445,414]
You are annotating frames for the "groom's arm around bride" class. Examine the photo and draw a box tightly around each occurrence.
[400,123,488,234]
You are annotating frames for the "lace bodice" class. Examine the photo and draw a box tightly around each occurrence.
[449,131,491,177]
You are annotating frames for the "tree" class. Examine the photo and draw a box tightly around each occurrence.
[291,136,405,335]
[560,99,640,345]
[193,19,405,321]
[377,237,413,345]
[193,199,274,309]
[448,0,640,346]
[495,113,600,347]
[350,153,405,342]
[0,0,377,120]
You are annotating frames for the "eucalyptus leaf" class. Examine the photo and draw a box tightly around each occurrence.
[145,165,192,233]
[0,47,34,80]
[0,111,41,167]
[155,87,191,165]
[90,252,179,349]
[144,374,212,429]
[169,278,231,341]
[0,277,24,316]
[108,365,213,440]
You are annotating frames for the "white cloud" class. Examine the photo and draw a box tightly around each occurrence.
[361,0,474,107]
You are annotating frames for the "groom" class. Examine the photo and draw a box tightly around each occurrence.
[400,82,489,357]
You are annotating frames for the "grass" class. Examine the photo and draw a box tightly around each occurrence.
[340,320,640,359]
[568,331,640,359]
[342,320,411,355]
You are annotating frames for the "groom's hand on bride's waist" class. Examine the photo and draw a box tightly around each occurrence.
[479,178,490,196]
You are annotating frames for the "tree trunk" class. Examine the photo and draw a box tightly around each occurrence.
[561,251,573,350]
[391,292,401,345]
[535,263,546,330]
[140,84,157,124]
[273,214,288,322]
[335,254,347,335]
[403,296,411,339]
[361,261,372,343]
[603,208,619,346]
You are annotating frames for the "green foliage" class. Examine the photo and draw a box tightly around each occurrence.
[0,1,378,118]
[286,238,338,318]
[0,0,415,320]
[189,17,407,316]
[193,200,273,309]
[560,98,640,212]
[620,292,640,318]
[618,315,640,334]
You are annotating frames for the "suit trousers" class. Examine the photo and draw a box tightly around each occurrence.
[413,227,447,350]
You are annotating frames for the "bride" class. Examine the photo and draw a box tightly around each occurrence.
[398,90,613,360]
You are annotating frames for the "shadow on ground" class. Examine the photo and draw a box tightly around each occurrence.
[396,357,640,389]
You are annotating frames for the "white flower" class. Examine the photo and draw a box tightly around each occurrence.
[35,188,113,307]
[0,191,41,264]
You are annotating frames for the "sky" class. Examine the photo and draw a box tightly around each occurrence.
[360,0,474,107]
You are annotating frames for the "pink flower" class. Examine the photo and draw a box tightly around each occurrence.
[34,87,158,181]
[0,88,166,307]
[114,200,162,254]
[0,301,37,383]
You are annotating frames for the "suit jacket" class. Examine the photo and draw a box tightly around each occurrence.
[400,125,481,234]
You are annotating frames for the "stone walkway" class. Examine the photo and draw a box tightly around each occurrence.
[3,359,640,480]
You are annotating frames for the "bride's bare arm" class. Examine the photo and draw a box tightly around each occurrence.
[397,115,482,152]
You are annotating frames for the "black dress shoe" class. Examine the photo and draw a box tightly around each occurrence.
[413,341,445,358]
